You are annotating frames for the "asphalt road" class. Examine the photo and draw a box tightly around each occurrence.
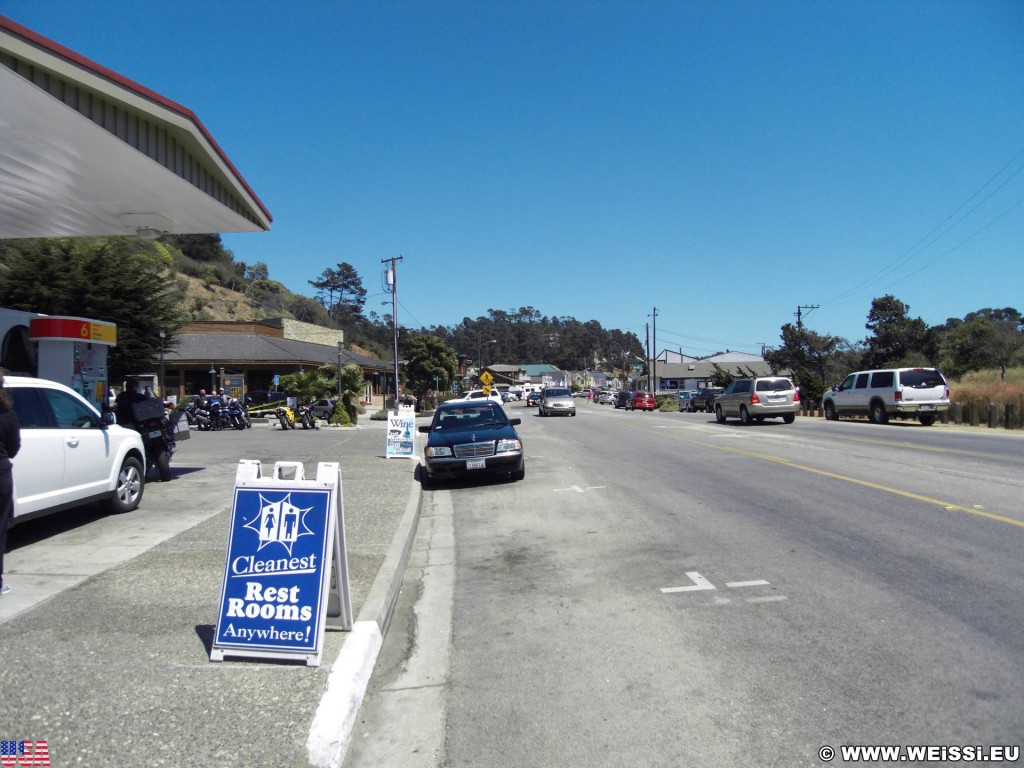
[346,401,1024,768]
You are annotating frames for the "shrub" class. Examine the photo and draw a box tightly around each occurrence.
[657,395,677,412]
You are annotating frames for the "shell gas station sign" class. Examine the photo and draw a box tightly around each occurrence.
[0,311,120,410]
[29,316,117,345]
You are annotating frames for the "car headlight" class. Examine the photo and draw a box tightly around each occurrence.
[425,446,453,457]
[495,439,522,453]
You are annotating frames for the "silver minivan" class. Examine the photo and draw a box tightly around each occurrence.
[823,367,949,426]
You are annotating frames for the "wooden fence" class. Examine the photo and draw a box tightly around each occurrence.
[800,396,1024,430]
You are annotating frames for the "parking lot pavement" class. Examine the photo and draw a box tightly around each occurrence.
[1,419,422,768]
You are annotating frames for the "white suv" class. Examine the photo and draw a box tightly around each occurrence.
[6,376,146,523]
[823,367,950,426]
[447,389,504,406]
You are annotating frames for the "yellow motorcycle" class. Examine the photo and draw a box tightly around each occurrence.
[275,405,296,430]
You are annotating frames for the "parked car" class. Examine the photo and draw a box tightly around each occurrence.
[614,390,630,409]
[595,390,616,405]
[448,389,504,406]
[538,387,576,417]
[626,390,657,411]
[689,387,725,413]
[526,390,542,407]
[677,391,697,411]
[418,400,525,486]
[309,398,338,419]
[715,377,799,425]
[7,375,147,523]
[822,367,950,426]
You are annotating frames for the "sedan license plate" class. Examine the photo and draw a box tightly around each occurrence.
[466,459,486,470]
[149,429,163,439]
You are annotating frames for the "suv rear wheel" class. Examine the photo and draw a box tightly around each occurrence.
[870,401,889,425]
[715,404,726,424]
[739,406,752,425]
[918,413,937,426]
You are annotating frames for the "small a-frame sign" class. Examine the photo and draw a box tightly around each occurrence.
[210,460,352,666]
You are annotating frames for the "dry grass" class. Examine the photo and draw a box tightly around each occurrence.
[949,368,1024,409]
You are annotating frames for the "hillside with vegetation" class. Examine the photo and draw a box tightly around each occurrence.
[1,236,1021,405]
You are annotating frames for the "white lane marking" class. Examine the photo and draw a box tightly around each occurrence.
[661,571,716,593]
[553,485,606,493]
[726,579,770,588]
[746,596,789,604]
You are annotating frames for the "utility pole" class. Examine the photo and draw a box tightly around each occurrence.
[382,255,403,407]
[795,304,819,330]
[644,322,650,389]
[651,306,659,394]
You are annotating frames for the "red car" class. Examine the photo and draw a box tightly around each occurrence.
[626,391,656,411]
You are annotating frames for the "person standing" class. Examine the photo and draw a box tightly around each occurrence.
[0,371,22,595]
[115,378,148,426]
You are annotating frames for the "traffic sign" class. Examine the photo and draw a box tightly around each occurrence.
[480,371,493,385]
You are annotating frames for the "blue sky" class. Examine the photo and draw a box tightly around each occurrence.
[6,1,1023,358]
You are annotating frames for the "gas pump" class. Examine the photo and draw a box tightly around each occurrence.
[0,309,117,411]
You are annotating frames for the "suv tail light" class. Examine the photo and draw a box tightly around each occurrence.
[750,392,761,405]
[793,389,800,402]
[895,391,903,401]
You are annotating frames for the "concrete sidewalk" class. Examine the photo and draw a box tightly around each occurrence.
[1,420,422,767]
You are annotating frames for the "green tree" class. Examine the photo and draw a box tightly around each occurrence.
[862,295,931,369]
[277,368,333,406]
[402,335,458,406]
[309,263,367,325]
[937,308,1024,380]
[338,363,365,425]
[0,237,186,380]
[765,324,848,403]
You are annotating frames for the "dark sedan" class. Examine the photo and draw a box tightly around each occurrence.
[419,401,525,486]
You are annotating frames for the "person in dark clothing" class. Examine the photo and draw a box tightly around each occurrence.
[0,371,22,595]
[115,379,148,426]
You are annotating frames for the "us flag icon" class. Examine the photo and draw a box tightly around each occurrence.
[0,739,50,766]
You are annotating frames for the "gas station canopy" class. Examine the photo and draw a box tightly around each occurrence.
[0,15,271,239]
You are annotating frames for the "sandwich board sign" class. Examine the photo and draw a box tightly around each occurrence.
[385,404,417,459]
[211,460,352,666]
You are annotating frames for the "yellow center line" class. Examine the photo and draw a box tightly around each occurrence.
[616,420,1024,529]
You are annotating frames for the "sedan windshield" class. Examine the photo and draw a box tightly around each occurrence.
[433,405,507,430]
[544,389,571,397]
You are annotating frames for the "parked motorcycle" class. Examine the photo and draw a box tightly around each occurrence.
[275,405,296,430]
[296,403,318,430]
[191,400,218,431]
[128,397,178,481]
[225,397,251,430]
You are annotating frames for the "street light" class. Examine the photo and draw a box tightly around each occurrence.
[477,338,497,376]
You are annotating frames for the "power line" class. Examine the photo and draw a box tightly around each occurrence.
[823,144,1024,307]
